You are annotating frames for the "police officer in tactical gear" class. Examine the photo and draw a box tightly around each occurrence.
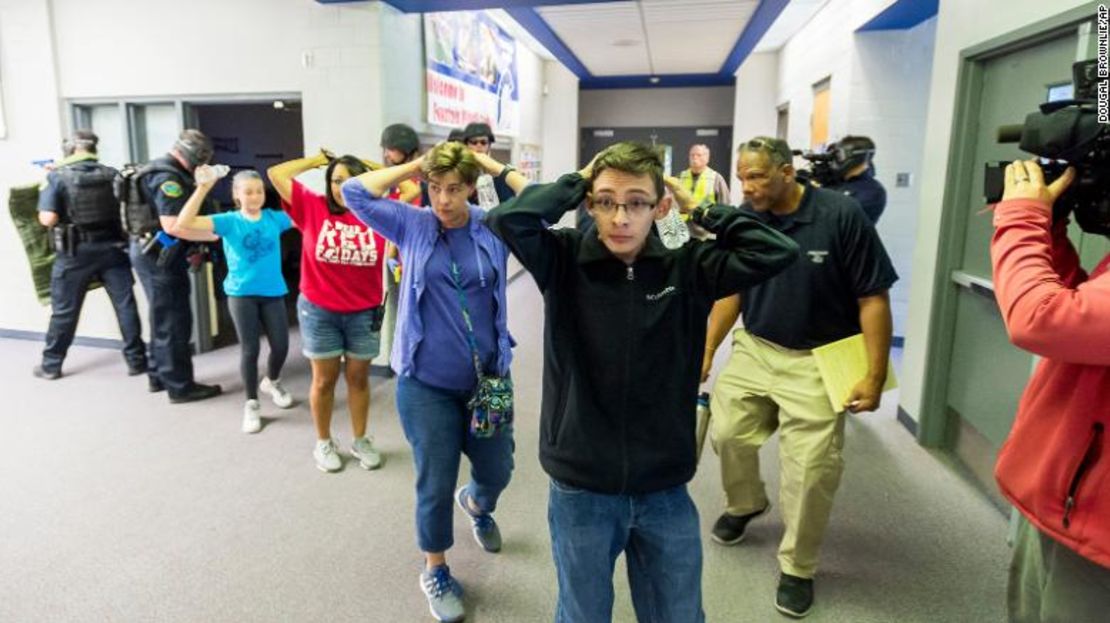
[129,129,222,403]
[381,123,421,166]
[824,135,887,225]
[33,131,147,380]
[461,121,518,208]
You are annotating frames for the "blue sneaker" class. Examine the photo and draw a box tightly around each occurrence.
[420,565,465,622]
[455,485,502,553]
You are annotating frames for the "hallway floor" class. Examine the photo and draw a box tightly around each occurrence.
[0,277,1010,622]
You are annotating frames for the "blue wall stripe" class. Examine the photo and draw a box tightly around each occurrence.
[581,73,735,90]
[365,0,610,11]
[857,0,939,31]
[718,0,789,76]
[319,0,777,89]
[504,6,592,78]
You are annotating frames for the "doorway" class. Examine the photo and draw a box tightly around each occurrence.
[919,6,1102,509]
[189,101,305,349]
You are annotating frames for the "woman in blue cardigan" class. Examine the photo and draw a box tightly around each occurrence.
[342,142,527,623]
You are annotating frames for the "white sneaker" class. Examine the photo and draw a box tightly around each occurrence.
[313,439,343,473]
[242,399,262,434]
[260,377,294,409]
[351,436,383,470]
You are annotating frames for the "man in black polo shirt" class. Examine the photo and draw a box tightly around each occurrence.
[702,136,896,618]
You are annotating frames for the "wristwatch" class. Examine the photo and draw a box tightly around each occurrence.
[690,199,713,225]
[498,164,517,178]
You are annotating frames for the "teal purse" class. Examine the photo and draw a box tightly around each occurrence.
[445,234,514,438]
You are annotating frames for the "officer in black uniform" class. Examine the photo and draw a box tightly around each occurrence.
[129,129,221,403]
[33,131,147,380]
[824,135,887,225]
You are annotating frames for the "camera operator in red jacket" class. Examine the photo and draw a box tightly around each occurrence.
[991,159,1109,622]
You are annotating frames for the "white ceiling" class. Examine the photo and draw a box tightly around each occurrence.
[753,0,828,53]
[536,1,759,76]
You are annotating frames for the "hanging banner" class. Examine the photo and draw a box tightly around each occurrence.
[424,11,519,136]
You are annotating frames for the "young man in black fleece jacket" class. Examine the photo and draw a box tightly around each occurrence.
[486,142,799,623]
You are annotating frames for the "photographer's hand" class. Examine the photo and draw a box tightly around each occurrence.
[1002,160,1075,205]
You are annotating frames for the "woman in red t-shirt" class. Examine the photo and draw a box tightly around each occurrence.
[268,151,416,473]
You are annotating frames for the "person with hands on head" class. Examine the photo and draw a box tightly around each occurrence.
[991,159,1110,623]
[130,129,223,404]
[340,142,517,623]
[701,136,897,619]
[267,149,388,473]
[486,141,798,623]
[461,122,520,209]
[176,165,295,434]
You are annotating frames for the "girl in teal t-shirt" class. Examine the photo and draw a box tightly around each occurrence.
[176,167,295,433]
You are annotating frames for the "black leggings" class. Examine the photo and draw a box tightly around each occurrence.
[227,296,289,400]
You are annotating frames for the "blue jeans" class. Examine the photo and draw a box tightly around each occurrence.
[396,375,515,553]
[548,480,706,623]
[296,294,381,360]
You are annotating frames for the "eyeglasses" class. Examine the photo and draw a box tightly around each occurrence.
[466,138,490,147]
[590,196,657,216]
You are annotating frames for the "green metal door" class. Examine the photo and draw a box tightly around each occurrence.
[942,32,1078,503]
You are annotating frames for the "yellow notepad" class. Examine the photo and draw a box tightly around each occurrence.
[811,334,898,413]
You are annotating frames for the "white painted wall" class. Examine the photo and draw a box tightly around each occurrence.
[540,62,580,184]
[732,0,934,341]
[541,62,580,228]
[579,86,736,128]
[850,18,937,340]
[0,0,568,343]
[899,0,1093,422]
[0,0,76,338]
[731,52,780,204]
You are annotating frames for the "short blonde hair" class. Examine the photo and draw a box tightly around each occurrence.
[421,142,480,186]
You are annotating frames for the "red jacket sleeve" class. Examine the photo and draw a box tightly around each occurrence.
[990,199,1110,365]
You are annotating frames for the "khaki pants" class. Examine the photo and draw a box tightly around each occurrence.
[1009,517,1110,622]
[710,330,846,579]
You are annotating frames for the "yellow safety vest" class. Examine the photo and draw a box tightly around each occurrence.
[679,168,718,205]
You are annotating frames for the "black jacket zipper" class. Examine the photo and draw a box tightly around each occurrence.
[620,264,634,492]
[1063,422,1103,529]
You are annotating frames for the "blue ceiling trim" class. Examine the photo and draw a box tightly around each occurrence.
[857,0,938,31]
[718,0,789,76]
[581,74,735,90]
[355,0,610,11]
[504,7,591,78]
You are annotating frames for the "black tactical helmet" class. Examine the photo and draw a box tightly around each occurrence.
[462,122,495,144]
[447,128,465,143]
[174,129,214,169]
[381,123,420,156]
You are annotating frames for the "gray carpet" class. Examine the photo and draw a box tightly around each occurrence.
[0,278,1010,622]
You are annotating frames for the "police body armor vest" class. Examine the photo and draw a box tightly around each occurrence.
[116,162,181,237]
[55,164,119,229]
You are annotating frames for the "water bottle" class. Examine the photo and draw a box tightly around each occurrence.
[695,392,711,461]
[655,208,690,249]
[476,174,499,211]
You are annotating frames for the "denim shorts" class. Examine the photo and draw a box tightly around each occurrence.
[297,294,381,361]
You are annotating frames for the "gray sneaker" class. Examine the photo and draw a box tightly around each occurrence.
[350,436,383,470]
[420,565,464,622]
[313,439,343,473]
[455,485,501,553]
